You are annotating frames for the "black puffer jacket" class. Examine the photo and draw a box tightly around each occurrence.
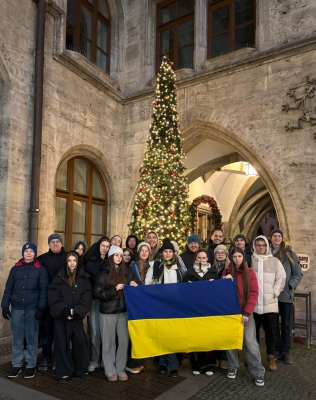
[183,265,219,282]
[48,267,92,319]
[94,265,138,314]
[38,248,67,283]
[179,246,196,270]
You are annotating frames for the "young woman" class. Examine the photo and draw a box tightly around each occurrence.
[48,251,92,383]
[122,248,133,266]
[72,241,87,270]
[270,229,303,364]
[144,231,160,261]
[145,240,185,377]
[213,244,230,278]
[1,243,48,379]
[95,246,139,382]
[110,235,122,248]
[125,242,153,374]
[183,249,218,376]
[222,247,265,386]
[84,237,111,372]
[125,235,139,261]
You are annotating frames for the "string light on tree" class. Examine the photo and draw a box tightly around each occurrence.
[129,56,191,249]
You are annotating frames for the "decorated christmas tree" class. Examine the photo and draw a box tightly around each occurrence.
[129,56,192,249]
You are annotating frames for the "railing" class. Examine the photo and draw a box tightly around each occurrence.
[291,292,312,349]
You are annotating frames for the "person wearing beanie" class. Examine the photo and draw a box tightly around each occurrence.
[125,235,139,261]
[251,235,286,372]
[229,234,252,268]
[213,244,230,279]
[48,251,92,383]
[1,243,49,379]
[95,245,140,382]
[270,229,302,364]
[145,238,185,378]
[125,242,153,374]
[144,231,160,261]
[180,234,201,270]
[207,230,225,265]
[84,237,111,372]
[37,234,67,372]
[183,248,219,376]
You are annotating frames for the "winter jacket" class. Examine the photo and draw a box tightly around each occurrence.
[183,266,219,282]
[222,263,259,316]
[38,248,67,283]
[94,265,138,314]
[272,246,303,303]
[48,267,92,319]
[145,260,185,284]
[251,245,286,314]
[1,258,49,311]
[179,246,196,270]
[84,255,109,296]
[130,260,154,284]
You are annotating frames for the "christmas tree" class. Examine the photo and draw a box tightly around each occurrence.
[129,56,192,250]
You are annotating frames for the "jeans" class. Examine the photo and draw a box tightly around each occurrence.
[227,314,265,378]
[253,312,277,355]
[275,302,293,353]
[88,299,102,367]
[11,309,39,368]
[159,354,179,371]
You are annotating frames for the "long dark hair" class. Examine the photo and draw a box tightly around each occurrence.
[66,251,78,286]
[231,247,250,307]
[107,254,126,297]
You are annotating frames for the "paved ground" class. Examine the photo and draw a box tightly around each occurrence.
[0,338,315,400]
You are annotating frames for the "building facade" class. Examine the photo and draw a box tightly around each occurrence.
[0,0,315,338]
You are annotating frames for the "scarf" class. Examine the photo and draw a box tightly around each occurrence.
[193,261,210,274]
[161,257,176,267]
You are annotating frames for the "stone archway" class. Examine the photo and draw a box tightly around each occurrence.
[181,120,290,240]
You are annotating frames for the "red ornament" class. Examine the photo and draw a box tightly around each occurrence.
[136,210,141,215]
[180,143,183,147]
[171,173,177,178]
[184,226,189,231]
[169,192,174,197]
[143,230,148,236]
[158,160,163,165]
[155,195,159,200]
[147,168,151,172]
[170,150,175,155]
[141,188,145,192]
[171,211,176,216]
[139,168,143,174]
[174,85,177,89]
[142,214,146,219]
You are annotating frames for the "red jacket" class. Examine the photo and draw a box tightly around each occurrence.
[222,263,258,316]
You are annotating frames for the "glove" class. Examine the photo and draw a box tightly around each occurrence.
[35,307,45,320]
[61,307,71,318]
[2,307,11,320]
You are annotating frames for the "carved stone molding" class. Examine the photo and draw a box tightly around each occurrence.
[282,76,316,138]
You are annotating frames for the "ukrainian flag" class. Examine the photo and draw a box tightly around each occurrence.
[124,279,244,358]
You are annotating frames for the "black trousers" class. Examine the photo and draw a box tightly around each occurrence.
[190,351,216,372]
[126,339,141,369]
[253,312,277,356]
[275,302,293,353]
[54,318,89,379]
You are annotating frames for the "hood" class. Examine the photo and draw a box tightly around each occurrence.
[144,231,160,257]
[125,234,139,250]
[71,241,88,254]
[84,236,110,263]
[252,235,271,256]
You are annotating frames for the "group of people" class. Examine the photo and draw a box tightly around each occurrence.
[1,228,302,387]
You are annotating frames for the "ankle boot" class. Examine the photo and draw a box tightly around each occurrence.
[268,355,277,372]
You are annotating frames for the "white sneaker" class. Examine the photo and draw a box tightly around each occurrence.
[88,364,96,372]
[192,370,200,375]
[205,371,214,376]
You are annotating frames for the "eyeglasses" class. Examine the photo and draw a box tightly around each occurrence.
[216,252,226,256]
[255,244,267,247]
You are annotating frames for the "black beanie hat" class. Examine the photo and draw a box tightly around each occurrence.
[234,234,247,243]
[271,229,283,239]
[160,238,175,253]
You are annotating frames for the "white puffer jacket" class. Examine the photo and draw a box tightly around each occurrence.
[251,236,286,314]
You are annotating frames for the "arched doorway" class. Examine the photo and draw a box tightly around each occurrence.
[55,156,107,249]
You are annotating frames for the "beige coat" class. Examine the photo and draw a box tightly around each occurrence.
[251,236,286,314]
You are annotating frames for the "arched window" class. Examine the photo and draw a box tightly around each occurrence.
[157,0,194,71]
[66,0,111,73]
[208,0,255,59]
[55,157,107,249]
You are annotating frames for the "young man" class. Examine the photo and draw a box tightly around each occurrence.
[180,234,200,270]
[1,243,48,379]
[251,235,286,372]
[38,233,67,371]
[207,230,224,265]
